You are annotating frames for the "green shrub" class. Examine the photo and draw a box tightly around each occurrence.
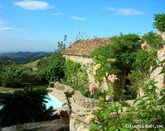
[90,78,165,130]
[142,32,164,49]
[21,67,44,85]
[0,64,23,87]
[154,14,165,32]
[38,53,65,82]
[91,34,141,99]
[91,34,141,80]
[63,60,88,90]
[0,87,55,127]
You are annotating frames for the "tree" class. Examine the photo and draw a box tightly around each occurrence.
[142,32,164,49]
[38,53,65,82]
[0,87,55,127]
[0,64,23,87]
[91,34,141,99]
[56,35,67,53]
[153,14,165,32]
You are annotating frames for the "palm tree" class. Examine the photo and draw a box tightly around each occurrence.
[0,87,55,127]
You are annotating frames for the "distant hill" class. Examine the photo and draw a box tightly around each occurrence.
[0,52,52,64]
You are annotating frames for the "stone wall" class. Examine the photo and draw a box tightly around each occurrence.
[63,55,93,66]
[73,91,98,108]
[1,120,69,131]
[70,113,91,131]
[51,82,98,109]
[157,30,165,40]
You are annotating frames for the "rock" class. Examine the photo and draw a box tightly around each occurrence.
[105,95,111,102]
[49,82,54,88]
[85,114,96,124]
[77,125,89,131]
[60,110,69,124]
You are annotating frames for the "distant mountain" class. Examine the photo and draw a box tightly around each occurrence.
[0,52,52,64]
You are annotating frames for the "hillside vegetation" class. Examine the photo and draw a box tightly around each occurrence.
[0,52,51,64]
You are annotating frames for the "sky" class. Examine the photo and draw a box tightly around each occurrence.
[0,0,165,53]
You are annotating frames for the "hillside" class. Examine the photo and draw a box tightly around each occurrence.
[0,52,51,64]
[23,59,40,68]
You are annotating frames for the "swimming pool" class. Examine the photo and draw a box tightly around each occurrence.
[0,94,62,110]
[45,94,62,109]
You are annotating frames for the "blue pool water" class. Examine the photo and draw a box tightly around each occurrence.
[45,94,62,109]
[0,94,62,110]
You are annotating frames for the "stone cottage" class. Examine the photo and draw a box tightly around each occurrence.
[61,36,164,94]
[61,38,110,86]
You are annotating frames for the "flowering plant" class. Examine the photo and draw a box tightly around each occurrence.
[107,74,118,84]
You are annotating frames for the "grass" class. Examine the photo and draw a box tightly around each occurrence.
[23,59,39,68]
[0,87,18,93]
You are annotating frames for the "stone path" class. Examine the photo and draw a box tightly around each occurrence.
[1,120,69,131]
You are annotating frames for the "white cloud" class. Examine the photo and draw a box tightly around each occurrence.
[0,27,30,32]
[14,0,52,10]
[103,7,144,16]
[52,12,64,16]
[0,27,14,31]
[71,16,86,21]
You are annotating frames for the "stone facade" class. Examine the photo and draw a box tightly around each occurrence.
[63,55,93,66]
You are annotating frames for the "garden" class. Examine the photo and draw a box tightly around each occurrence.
[0,14,164,130]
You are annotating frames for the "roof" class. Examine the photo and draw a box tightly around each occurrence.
[61,38,110,57]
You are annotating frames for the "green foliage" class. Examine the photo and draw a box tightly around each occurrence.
[0,63,43,87]
[0,58,12,71]
[0,87,56,127]
[79,87,104,99]
[133,49,157,74]
[127,70,146,97]
[154,14,165,31]
[90,32,165,130]
[38,53,65,82]
[90,80,165,130]
[37,57,50,69]
[56,35,67,53]
[132,80,165,126]
[90,99,129,130]
[64,91,74,115]
[91,33,162,100]
[142,32,164,49]
[91,34,141,80]
[21,67,44,85]
[63,60,88,90]
[91,34,142,100]
[0,64,23,87]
